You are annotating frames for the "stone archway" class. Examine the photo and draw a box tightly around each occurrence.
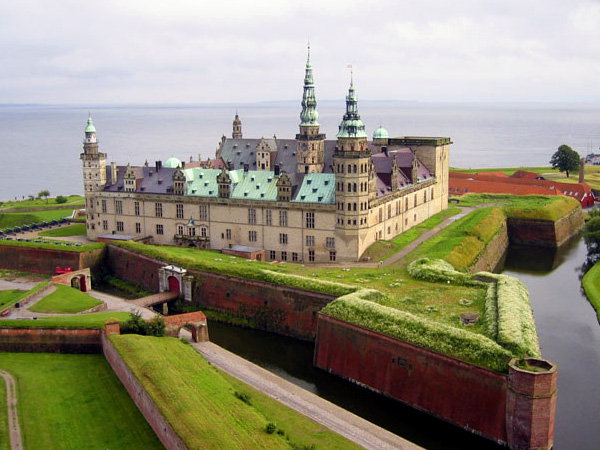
[168,276,180,294]
[163,311,209,343]
[158,265,193,302]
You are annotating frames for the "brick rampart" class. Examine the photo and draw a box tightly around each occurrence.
[507,207,584,248]
[107,245,335,340]
[102,334,188,450]
[0,244,105,275]
[314,315,557,449]
[0,327,102,353]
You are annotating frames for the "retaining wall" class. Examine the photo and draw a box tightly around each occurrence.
[107,245,335,340]
[314,314,557,449]
[507,207,584,248]
[0,244,105,275]
[469,220,510,273]
[0,327,102,353]
[102,334,188,450]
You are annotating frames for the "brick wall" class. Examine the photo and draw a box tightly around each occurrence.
[0,328,102,353]
[0,244,105,275]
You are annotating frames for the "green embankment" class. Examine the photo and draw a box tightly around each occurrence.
[38,223,87,237]
[28,284,102,314]
[582,261,600,322]
[111,334,361,450]
[0,376,8,450]
[0,195,84,211]
[0,239,104,252]
[0,209,75,229]
[0,353,164,450]
[0,312,131,329]
[0,281,50,310]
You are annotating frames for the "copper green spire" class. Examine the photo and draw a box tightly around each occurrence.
[300,43,319,126]
[337,66,367,138]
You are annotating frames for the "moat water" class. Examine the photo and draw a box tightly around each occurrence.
[208,236,600,450]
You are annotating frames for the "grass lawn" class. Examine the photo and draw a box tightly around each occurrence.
[0,282,50,310]
[28,285,102,314]
[0,240,104,253]
[0,195,84,211]
[0,376,8,450]
[0,209,76,229]
[112,335,361,450]
[0,353,164,450]
[582,261,600,322]
[0,311,132,329]
[38,223,87,237]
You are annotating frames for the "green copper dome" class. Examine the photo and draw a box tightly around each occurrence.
[373,126,389,139]
[164,157,182,168]
[85,116,96,134]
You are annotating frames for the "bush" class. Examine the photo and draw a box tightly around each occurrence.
[265,422,277,434]
[122,311,165,337]
[55,195,68,204]
[234,391,252,405]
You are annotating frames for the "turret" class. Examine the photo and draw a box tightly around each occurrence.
[232,113,242,139]
[296,44,325,174]
[80,115,107,194]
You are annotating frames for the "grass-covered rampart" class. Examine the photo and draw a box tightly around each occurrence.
[457,194,579,221]
[0,280,50,310]
[582,261,600,322]
[0,239,104,252]
[28,284,102,314]
[111,334,361,450]
[0,312,131,329]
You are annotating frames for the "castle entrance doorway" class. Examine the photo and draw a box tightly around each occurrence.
[168,276,180,294]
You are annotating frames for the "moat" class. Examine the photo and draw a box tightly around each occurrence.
[207,236,599,450]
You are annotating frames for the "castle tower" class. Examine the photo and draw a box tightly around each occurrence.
[232,113,242,139]
[333,73,375,259]
[296,44,325,174]
[80,115,107,234]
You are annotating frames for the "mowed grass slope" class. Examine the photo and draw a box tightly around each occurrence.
[37,223,86,237]
[0,353,164,450]
[111,335,361,450]
[0,311,131,329]
[28,284,102,314]
[582,261,600,321]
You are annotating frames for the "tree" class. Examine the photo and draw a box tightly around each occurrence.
[550,144,580,178]
[37,190,50,203]
[55,195,67,204]
[583,208,600,262]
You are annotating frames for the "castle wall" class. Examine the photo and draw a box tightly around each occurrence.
[507,206,584,248]
[0,328,103,353]
[0,244,105,275]
[106,245,335,340]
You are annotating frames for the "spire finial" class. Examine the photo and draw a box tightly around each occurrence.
[347,64,354,87]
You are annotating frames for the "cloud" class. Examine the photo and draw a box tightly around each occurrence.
[0,0,599,103]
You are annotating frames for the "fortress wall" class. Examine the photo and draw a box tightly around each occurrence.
[0,327,102,353]
[468,220,510,273]
[107,245,335,340]
[507,206,584,248]
[102,334,188,450]
[0,244,105,276]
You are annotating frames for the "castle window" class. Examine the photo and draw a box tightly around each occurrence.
[176,203,184,219]
[279,233,288,245]
[156,224,164,235]
[102,220,108,231]
[266,210,272,226]
[306,235,315,247]
[226,229,231,240]
[379,208,383,223]
[279,211,288,227]
[292,252,298,262]
[115,200,122,215]
[269,250,276,260]
[329,251,336,262]
[248,208,257,225]
[309,250,315,262]
[414,194,417,208]
[353,203,357,211]
[347,183,351,192]
[155,202,163,218]
[431,188,435,200]
[424,191,427,202]
[134,201,140,216]
[102,200,107,213]
[353,183,357,192]
[326,237,335,249]
[353,164,357,173]
[135,223,141,233]
[178,225,184,235]
[388,204,392,218]
[249,230,257,242]
[199,205,208,221]
[305,212,315,229]
[117,221,124,232]
[405,198,408,210]
[281,251,288,261]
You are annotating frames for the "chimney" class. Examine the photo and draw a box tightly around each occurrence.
[155,161,160,172]
[382,146,388,156]
[579,158,585,183]
[111,162,117,183]
[274,164,280,176]
[181,161,185,169]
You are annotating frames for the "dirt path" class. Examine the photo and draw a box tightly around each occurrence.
[0,370,23,450]
[192,341,422,450]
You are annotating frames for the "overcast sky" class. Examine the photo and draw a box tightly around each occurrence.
[1,0,600,104]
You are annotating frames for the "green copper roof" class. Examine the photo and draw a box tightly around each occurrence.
[337,77,367,139]
[291,173,335,204]
[164,157,182,168]
[299,45,319,126]
[230,170,278,201]
[85,116,96,134]
[373,126,389,139]
[183,168,220,197]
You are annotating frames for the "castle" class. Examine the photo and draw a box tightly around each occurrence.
[81,48,451,263]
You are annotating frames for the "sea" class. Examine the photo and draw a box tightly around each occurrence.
[1,101,600,201]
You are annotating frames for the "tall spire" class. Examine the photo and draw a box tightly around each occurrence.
[337,66,367,139]
[300,42,319,126]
